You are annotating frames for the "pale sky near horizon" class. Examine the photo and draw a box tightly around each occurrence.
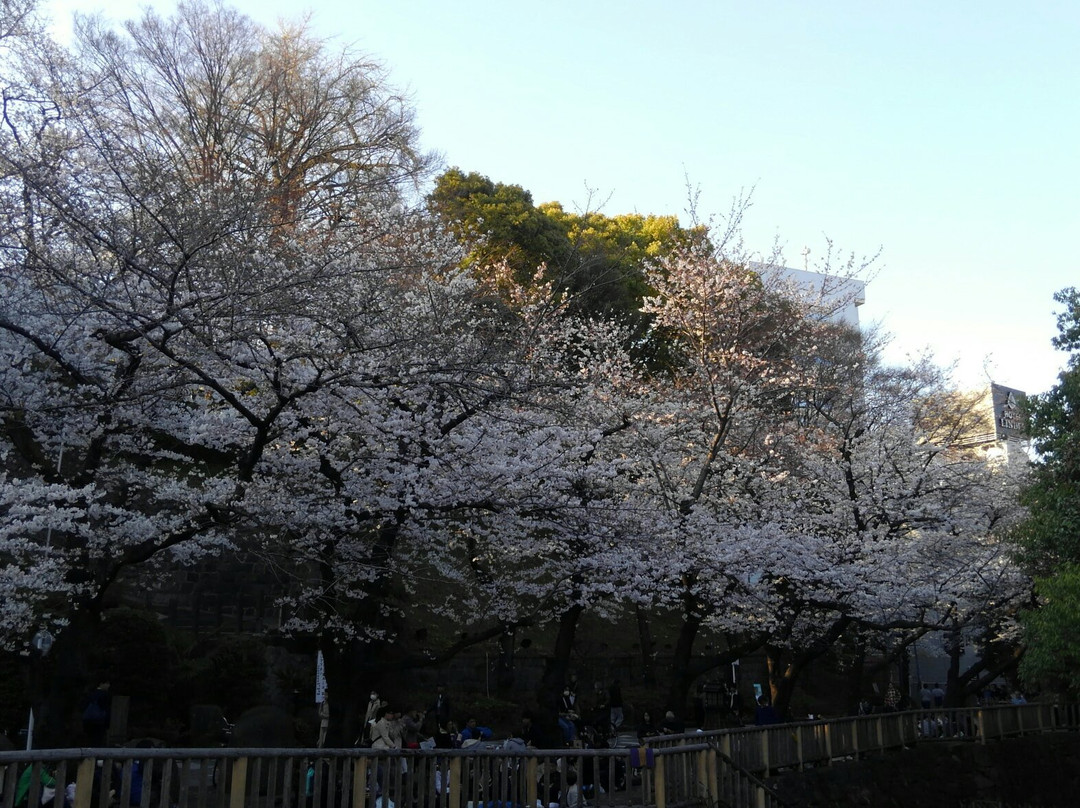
[45,0,1080,397]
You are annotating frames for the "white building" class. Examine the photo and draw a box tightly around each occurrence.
[762,265,867,328]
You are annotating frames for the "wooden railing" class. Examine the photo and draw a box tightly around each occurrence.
[2,703,1076,808]
[0,744,717,808]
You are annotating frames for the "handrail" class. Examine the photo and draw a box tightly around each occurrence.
[709,742,794,808]
[0,702,1074,808]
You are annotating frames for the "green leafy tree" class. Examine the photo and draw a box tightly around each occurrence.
[427,168,574,285]
[90,609,173,702]
[539,203,693,315]
[428,169,697,365]
[1020,564,1080,693]
[1017,287,1080,692]
[199,635,268,717]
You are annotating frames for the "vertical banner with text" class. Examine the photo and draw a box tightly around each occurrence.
[315,650,327,704]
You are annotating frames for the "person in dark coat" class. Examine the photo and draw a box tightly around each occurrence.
[429,684,452,732]
[82,680,111,746]
[520,711,561,749]
[754,696,779,726]
[637,710,658,742]
[660,710,685,734]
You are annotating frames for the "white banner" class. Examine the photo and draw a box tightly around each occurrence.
[315,650,327,703]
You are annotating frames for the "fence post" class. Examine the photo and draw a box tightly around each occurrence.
[695,749,707,802]
[824,722,833,764]
[795,724,805,771]
[73,757,95,808]
[526,758,538,808]
[707,747,719,807]
[875,717,884,751]
[353,758,368,808]
[654,755,666,808]
[229,757,248,808]
[449,757,462,808]
[976,710,986,745]
[760,730,770,778]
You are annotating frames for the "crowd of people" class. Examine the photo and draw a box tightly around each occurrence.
[850,680,1029,718]
[347,677,690,754]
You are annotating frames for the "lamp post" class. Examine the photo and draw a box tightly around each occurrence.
[25,628,54,750]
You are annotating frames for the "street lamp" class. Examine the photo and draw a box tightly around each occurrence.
[32,629,54,655]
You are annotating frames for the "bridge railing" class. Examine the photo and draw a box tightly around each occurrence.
[0,743,722,808]
[1,703,1075,808]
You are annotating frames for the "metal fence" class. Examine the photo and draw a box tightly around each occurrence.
[2,703,1076,808]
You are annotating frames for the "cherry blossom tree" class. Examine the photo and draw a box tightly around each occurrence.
[2,0,659,743]
[593,203,1026,715]
[0,0,558,742]
[601,206,860,712]
[755,344,1029,713]
[1,1,1033,739]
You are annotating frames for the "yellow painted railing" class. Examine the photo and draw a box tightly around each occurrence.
[2,703,1076,808]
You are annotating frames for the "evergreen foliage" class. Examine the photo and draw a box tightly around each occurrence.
[1017,288,1080,692]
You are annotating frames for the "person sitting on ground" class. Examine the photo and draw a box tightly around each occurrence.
[563,770,583,808]
[527,709,562,750]
[435,719,461,749]
[518,713,536,747]
[558,687,580,745]
[14,764,57,808]
[660,710,685,734]
[459,717,493,742]
[637,710,658,742]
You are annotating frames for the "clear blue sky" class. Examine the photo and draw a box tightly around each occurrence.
[47,0,1079,396]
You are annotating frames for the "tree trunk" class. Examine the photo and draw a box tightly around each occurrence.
[538,604,584,715]
[765,646,795,719]
[317,520,402,747]
[635,605,657,687]
[897,645,912,709]
[767,616,853,720]
[945,629,963,707]
[495,625,516,696]
[664,593,703,715]
[843,633,868,715]
[39,609,101,748]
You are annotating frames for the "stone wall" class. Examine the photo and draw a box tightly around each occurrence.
[767,733,1080,807]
